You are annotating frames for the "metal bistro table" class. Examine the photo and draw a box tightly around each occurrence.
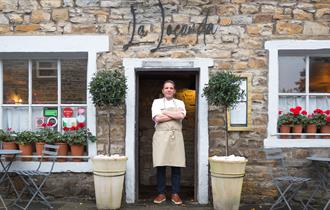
[0,150,21,209]
[306,156,330,210]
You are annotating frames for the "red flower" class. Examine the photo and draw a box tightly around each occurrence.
[6,128,12,131]
[63,126,69,131]
[70,126,76,131]
[278,110,282,115]
[41,123,47,127]
[326,115,330,122]
[301,110,307,115]
[313,108,323,114]
[290,108,295,113]
[47,121,54,126]
[77,122,85,129]
[296,106,302,111]
[325,110,330,115]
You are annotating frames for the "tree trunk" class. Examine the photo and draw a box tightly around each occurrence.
[224,106,229,156]
[108,107,112,155]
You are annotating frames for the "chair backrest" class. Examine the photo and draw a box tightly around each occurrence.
[36,144,59,173]
[264,148,289,178]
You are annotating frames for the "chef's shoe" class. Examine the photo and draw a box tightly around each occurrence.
[153,194,166,204]
[171,194,182,205]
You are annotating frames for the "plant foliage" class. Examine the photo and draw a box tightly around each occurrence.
[0,128,16,142]
[89,69,127,108]
[16,131,37,145]
[203,71,244,109]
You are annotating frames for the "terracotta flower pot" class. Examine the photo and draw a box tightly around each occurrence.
[320,125,330,139]
[35,142,45,160]
[2,142,18,161]
[56,143,68,162]
[18,144,33,161]
[292,124,303,139]
[306,124,317,139]
[70,144,84,162]
[279,125,291,139]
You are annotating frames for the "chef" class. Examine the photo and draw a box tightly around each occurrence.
[151,80,186,205]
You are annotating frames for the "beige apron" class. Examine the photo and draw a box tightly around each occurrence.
[152,107,186,167]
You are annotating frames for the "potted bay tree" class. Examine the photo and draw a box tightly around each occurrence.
[89,69,128,210]
[203,71,247,210]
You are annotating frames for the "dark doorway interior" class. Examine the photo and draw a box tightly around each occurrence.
[137,70,198,202]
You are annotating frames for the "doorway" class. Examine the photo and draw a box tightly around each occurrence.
[136,70,198,202]
[124,58,212,204]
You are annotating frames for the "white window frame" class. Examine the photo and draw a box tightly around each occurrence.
[36,60,57,78]
[0,36,109,172]
[265,40,330,148]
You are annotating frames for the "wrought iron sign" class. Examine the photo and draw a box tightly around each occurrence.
[123,0,218,52]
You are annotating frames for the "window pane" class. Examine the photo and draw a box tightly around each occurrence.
[61,106,87,130]
[3,107,29,131]
[61,59,87,104]
[32,60,58,104]
[309,96,330,113]
[279,56,306,93]
[310,57,330,93]
[279,96,306,112]
[3,60,28,104]
[32,107,59,131]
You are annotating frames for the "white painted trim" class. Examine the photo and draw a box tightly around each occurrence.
[265,40,330,148]
[123,58,213,204]
[265,40,330,50]
[0,35,109,171]
[264,137,330,148]
[0,36,108,52]
[9,161,92,172]
[87,52,98,160]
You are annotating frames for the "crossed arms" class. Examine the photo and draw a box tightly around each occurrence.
[153,108,185,123]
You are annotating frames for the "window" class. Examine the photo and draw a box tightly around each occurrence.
[0,35,109,172]
[278,55,330,113]
[227,73,252,131]
[1,56,88,154]
[265,40,330,148]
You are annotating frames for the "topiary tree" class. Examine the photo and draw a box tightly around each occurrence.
[203,71,244,156]
[89,69,127,155]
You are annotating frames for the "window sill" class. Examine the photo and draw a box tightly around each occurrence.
[9,159,93,172]
[264,137,330,148]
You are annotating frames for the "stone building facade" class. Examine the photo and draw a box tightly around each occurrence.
[0,0,330,206]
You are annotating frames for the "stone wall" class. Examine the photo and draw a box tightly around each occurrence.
[1,0,330,204]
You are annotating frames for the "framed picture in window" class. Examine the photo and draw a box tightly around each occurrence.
[227,73,252,131]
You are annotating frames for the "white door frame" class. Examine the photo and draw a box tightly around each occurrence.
[123,58,213,204]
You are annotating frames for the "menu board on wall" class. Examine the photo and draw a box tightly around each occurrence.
[228,74,252,131]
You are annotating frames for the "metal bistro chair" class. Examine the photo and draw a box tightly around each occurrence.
[264,148,311,210]
[13,144,59,210]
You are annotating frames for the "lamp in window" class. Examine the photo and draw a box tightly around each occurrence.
[10,90,23,104]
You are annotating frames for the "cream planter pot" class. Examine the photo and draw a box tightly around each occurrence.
[209,156,248,210]
[92,155,128,210]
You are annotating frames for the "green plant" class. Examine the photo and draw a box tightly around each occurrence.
[36,122,60,144]
[89,69,127,155]
[89,69,127,108]
[63,123,96,146]
[203,71,244,156]
[16,131,37,145]
[277,112,293,127]
[0,128,16,142]
[289,106,308,126]
[313,108,330,126]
